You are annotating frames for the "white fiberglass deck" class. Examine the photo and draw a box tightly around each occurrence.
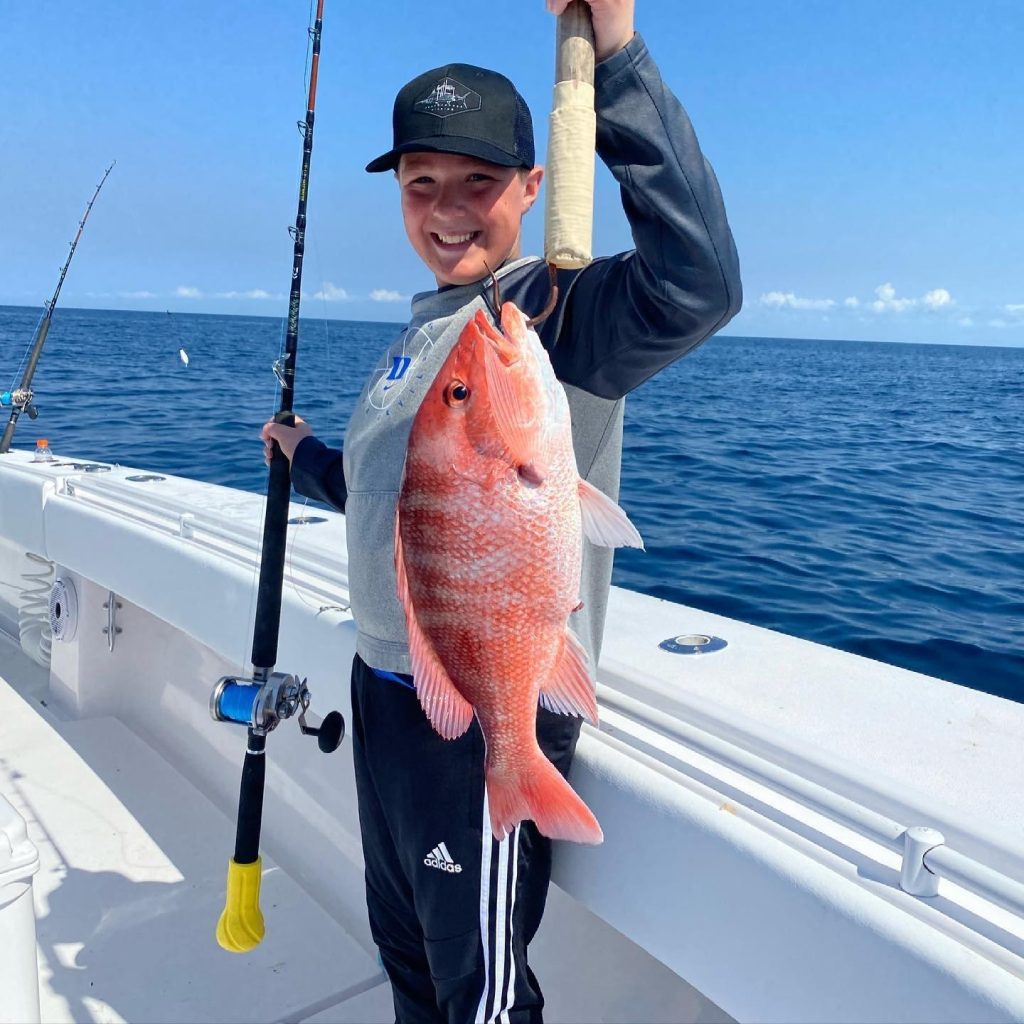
[0,638,396,1024]
[0,638,713,1024]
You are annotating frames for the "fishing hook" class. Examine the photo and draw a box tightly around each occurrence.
[526,262,559,328]
[481,261,503,330]
[480,261,559,331]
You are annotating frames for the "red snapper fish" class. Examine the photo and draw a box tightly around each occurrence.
[395,301,643,844]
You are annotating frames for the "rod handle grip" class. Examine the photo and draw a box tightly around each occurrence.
[216,857,266,952]
[545,2,597,270]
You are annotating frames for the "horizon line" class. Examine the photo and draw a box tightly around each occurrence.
[1,301,1022,351]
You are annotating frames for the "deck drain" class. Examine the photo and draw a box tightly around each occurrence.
[659,634,727,655]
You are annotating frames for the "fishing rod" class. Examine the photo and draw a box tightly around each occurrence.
[208,0,343,954]
[0,163,115,454]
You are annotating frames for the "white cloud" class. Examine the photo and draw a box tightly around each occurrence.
[313,282,350,301]
[176,286,202,299]
[922,288,952,309]
[370,288,408,303]
[869,283,955,314]
[214,289,277,300]
[759,290,836,311]
[120,290,156,299]
[753,284,1024,330]
[870,282,916,313]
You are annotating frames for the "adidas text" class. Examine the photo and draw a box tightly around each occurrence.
[424,855,462,873]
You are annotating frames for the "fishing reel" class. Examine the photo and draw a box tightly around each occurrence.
[0,388,37,417]
[210,672,344,752]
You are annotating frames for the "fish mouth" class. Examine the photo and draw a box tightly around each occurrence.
[473,309,521,367]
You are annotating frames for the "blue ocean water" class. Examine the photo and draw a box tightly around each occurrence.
[2,305,1022,702]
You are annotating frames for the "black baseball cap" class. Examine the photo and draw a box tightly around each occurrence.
[365,63,535,173]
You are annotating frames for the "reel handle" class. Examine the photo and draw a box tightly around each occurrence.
[299,709,345,753]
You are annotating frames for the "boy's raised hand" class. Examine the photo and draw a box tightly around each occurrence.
[261,415,313,466]
[546,0,635,62]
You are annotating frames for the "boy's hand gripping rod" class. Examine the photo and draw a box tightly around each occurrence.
[209,0,344,954]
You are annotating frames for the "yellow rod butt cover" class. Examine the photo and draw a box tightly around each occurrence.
[217,856,266,952]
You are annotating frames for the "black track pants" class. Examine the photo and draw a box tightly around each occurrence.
[350,654,584,1024]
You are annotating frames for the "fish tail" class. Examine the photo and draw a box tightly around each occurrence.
[487,753,603,846]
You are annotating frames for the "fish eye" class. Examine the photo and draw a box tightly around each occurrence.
[444,380,470,406]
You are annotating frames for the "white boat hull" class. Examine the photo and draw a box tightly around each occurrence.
[1,450,1022,1022]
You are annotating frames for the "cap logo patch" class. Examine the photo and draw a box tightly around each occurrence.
[414,77,482,118]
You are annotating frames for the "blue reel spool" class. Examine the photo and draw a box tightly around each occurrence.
[211,681,263,726]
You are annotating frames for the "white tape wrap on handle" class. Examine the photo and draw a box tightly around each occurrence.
[544,80,596,270]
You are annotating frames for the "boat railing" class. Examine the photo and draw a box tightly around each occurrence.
[54,469,351,606]
[597,685,1024,926]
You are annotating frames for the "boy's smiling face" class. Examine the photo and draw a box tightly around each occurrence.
[398,152,543,288]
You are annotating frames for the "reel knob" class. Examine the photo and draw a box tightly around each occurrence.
[300,710,345,753]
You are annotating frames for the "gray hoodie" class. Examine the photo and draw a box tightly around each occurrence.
[292,33,742,675]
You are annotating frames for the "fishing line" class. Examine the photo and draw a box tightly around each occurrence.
[283,495,347,617]
[303,0,316,98]
[6,307,48,392]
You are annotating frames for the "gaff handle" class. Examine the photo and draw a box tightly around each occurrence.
[217,730,267,952]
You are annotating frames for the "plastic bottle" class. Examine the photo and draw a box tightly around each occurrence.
[32,439,54,463]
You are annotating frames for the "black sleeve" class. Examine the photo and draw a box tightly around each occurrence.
[290,435,347,513]
[546,33,743,400]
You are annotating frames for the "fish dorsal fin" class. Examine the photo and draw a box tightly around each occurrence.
[578,478,645,550]
[482,323,542,469]
[538,630,598,726]
[394,513,474,740]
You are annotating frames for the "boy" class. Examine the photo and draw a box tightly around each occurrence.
[263,1,741,1019]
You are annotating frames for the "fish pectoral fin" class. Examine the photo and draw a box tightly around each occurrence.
[538,631,598,726]
[394,512,474,740]
[414,652,475,740]
[482,326,542,467]
[577,478,645,550]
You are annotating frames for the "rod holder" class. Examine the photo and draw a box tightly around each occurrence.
[900,826,945,897]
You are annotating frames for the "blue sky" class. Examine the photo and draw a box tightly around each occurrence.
[2,0,1022,345]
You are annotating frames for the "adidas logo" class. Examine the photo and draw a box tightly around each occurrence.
[424,841,462,874]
